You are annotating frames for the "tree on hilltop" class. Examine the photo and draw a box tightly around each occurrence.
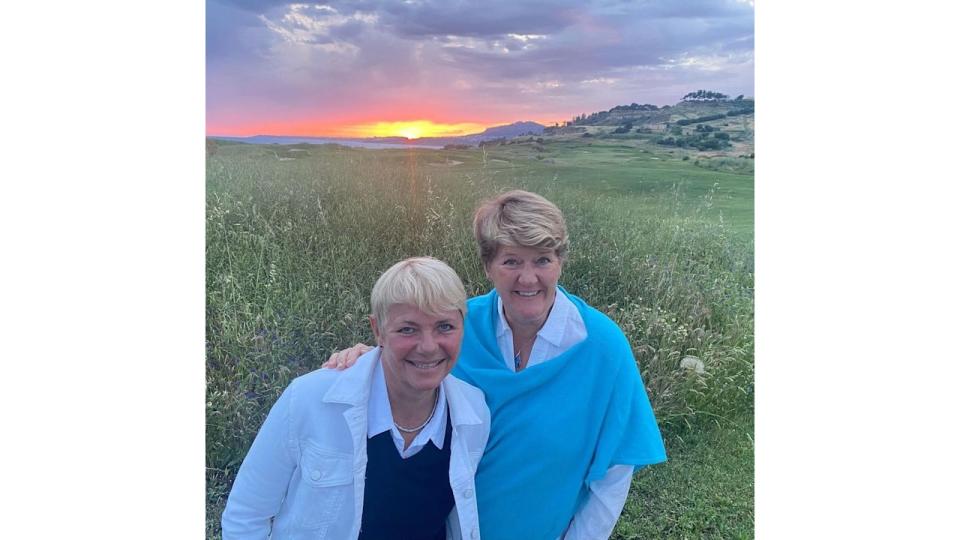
[682,90,729,102]
[609,103,659,112]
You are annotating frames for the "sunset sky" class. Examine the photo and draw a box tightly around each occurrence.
[206,0,755,138]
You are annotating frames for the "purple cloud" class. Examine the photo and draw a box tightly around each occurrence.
[207,0,754,135]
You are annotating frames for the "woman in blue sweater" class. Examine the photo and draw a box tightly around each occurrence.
[327,191,666,539]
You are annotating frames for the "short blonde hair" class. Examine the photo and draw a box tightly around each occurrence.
[370,257,467,331]
[473,190,569,265]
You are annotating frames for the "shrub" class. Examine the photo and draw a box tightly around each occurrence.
[676,113,727,126]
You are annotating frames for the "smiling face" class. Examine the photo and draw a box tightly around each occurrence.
[371,303,464,401]
[484,245,563,330]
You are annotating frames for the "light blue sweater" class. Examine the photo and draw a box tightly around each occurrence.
[454,288,666,540]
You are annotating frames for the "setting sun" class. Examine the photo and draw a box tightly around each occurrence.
[342,120,488,139]
[398,125,423,139]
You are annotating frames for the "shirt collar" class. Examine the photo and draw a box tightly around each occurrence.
[496,288,573,348]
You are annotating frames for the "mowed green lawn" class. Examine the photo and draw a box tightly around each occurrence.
[206,138,754,539]
[440,139,754,239]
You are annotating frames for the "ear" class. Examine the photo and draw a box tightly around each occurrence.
[369,315,383,346]
[483,261,493,281]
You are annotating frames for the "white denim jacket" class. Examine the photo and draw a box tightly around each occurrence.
[221,349,490,540]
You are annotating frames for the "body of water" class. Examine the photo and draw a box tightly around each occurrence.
[210,135,446,150]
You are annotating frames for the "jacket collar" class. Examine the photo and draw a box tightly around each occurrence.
[441,372,484,428]
[322,347,380,406]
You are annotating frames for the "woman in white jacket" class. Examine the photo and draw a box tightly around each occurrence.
[222,257,491,540]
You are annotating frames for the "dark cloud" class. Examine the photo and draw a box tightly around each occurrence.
[421,7,752,86]
[207,0,754,133]
[206,0,269,61]
[212,0,308,14]
[373,0,582,38]
[327,17,371,41]
[624,0,753,19]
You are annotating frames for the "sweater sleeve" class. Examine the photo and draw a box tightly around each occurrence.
[585,329,666,485]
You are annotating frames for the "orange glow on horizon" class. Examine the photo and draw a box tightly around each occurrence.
[339,120,488,139]
[207,117,566,139]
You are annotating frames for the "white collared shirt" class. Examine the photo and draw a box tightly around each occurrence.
[494,288,588,371]
[495,289,634,540]
[367,358,449,459]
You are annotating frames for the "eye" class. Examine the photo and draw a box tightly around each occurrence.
[396,327,417,336]
[536,256,552,265]
[437,322,457,333]
[502,258,520,267]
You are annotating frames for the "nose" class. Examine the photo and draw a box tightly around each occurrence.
[518,265,537,285]
[418,331,439,353]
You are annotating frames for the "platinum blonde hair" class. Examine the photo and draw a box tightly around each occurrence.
[473,190,569,265]
[370,257,467,331]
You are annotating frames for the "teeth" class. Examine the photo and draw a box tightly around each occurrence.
[412,360,443,369]
[516,291,539,297]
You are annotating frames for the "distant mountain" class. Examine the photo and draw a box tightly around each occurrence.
[474,121,545,139]
[211,121,547,148]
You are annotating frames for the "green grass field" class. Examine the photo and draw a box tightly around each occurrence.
[206,137,754,538]
[614,418,754,539]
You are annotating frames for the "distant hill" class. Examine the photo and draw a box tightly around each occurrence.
[473,121,544,139]
[538,94,754,156]
[557,97,754,130]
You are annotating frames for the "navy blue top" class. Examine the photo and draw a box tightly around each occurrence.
[359,411,454,540]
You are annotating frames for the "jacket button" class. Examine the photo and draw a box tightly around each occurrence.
[463,488,474,499]
[311,470,322,481]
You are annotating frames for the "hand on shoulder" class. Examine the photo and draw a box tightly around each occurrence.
[321,343,374,370]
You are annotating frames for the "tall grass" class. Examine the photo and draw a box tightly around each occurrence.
[205,142,754,538]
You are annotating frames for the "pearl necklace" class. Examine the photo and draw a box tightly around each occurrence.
[394,390,440,433]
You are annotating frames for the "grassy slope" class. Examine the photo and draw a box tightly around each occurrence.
[205,138,754,538]
[614,418,755,539]
[452,140,754,239]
